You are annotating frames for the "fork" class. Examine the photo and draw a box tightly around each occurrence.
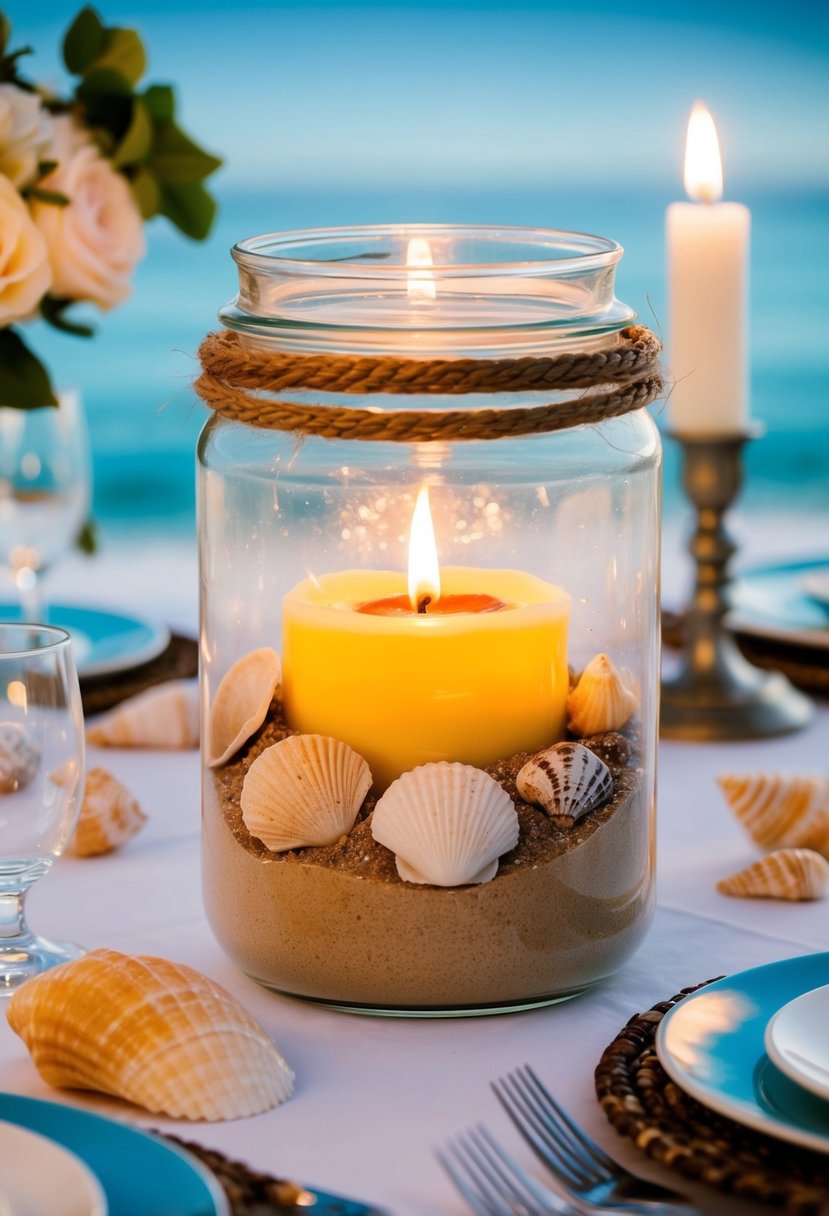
[437,1124,581,1216]
[492,1066,694,1216]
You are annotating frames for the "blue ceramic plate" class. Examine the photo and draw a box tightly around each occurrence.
[0,1094,228,1216]
[728,558,829,650]
[0,603,169,678]
[656,953,829,1154]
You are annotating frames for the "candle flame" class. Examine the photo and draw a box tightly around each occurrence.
[684,101,723,203]
[408,486,441,610]
[406,237,436,304]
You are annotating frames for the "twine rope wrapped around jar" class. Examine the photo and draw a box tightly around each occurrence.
[195,325,664,443]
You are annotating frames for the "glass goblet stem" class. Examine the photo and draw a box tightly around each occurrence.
[15,565,44,625]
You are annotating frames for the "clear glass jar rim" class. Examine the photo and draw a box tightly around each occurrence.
[231,224,623,280]
[0,623,71,657]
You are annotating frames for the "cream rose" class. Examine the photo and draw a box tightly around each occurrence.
[31,118,145,310]
[0,84,52,188]
[0,173,51,325]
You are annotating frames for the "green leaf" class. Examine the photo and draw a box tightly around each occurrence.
[62,6,105,74]
[159,180,217,241]
[0,14,11,57]
[151,121,222,184]
[76,518,98,555]
[40,296,95,339]
[0,330,58,408]
[113,97,153,166]
[25,186,70,206]
[130,165,161,219]
[76,65,133,100]
[143,83,174,123]
[94,26,146,87]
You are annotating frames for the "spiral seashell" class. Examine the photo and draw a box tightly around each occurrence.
[6,948,294,1121]
[207,647,281,768]
[717,848,829,901]
[87,680,199,750]
[241,734,372,852]
[371,762,519,886]
[516,742,613,829]
[566,653,637,737]
[717,773,829,858]
[67,767,147,858]
[0,721,40,793]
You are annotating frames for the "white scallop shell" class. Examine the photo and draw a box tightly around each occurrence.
[0,721,40,793]
[87,681,199,750]
[371,762,519,887]
[566,653,637,737]
[67,767,147,858]
[516,742,613,829]
[717,848,829,901]
[207,648,281,768]
[241,734,372,852]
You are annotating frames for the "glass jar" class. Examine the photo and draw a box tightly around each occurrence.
[199,226,661,1015]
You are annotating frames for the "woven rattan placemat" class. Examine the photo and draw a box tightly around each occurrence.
[80,633,198,716]
[596,981,829,1215]
[163,1135,308,1214]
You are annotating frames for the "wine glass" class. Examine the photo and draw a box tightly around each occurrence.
[0,623,85,994]
[0,391,92,622]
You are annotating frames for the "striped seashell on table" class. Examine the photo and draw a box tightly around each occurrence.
[6,948,294,1121]
[241,733,372,852]
[717,848,829,901]
[717,773,829,858]
[66,767,147,857]
[86,680,199,750]
[516,742,613,829]
[371,761,519,886]
[206,647,281,768]
[566,652,638,737]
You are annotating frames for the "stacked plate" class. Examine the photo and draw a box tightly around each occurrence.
[657,953,829,1155]
[729,558,829,652]
[0,1094,228,1216]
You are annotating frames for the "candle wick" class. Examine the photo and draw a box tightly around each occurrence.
[417,595,431,614]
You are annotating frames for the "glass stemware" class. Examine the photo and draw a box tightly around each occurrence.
[0,623,85,994]
[0,391,92,623]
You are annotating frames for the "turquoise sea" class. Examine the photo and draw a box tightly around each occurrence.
[25,182,829,536]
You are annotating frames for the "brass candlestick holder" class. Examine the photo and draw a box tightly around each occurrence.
[661,429,813,740]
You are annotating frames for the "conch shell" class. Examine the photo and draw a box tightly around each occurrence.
[241,734,371,852]
[87,680,199,750]
[516,742,613,829]
[7,949,294,1121]
[371,761,519,886]
[207,647,280,768]
[67,767,147,857]
[718,774,829,858]
[717,848,829,901]
[0,721,40,793]
[566,653,637,737]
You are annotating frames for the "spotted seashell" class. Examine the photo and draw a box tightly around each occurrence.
[67,768,147,858]
[579,731,632,774]
[207,648,281,768]
[566,653,637,737]
[241,734,371,852]
[87,681,199,750]
[717,774,829,859]
[0,721,40,793]
[371,762,519,887]
[717,849,829,901]
[516,742,613,829]
[7,948,294,1121]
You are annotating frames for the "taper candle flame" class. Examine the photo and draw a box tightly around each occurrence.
[408,486,441,611]
[406,237,436,304]
[684,101,723,204]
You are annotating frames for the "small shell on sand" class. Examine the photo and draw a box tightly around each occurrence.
[207,648,281,768]
[87,681,199,750]
[0,721,40,793]
[67,768,147,857]
[717,773,829,859]
[516,742,613,830]
[566,653,637,737]
[717,848,829,901]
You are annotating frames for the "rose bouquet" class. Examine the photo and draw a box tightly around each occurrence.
[0,5,221,409]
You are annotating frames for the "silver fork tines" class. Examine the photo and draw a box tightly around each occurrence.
[492,1065,694,1214]
[437,1124,578,1216]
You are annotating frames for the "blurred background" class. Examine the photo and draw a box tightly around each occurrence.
[8,0,829,539]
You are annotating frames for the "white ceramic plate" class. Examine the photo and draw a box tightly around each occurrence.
[0,1120,107,1216]
[765,983,829,1102]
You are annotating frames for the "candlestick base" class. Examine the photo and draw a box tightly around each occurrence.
[660,430,813,742]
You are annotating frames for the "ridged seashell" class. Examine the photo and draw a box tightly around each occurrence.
[66,768,147,858]
[241,734,371,852]
[7,948,294,1121]
[717,849,829,901]
[371,762,519,887]
[566,653,638,737]
[516,742,613,829]
[207,648,281,768]
[718,774,829,858]
[87,680,199,750]
[0,721,40,793]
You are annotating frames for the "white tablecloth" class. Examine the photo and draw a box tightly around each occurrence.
[2,539,828,1216]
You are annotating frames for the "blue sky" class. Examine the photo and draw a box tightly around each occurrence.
[9,1,829,191]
